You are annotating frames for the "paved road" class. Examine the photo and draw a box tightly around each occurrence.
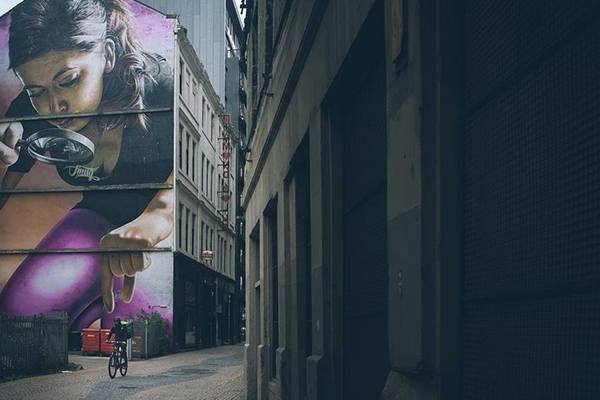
[0,345,244,400]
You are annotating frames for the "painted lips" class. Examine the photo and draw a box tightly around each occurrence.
[54,118,75,129]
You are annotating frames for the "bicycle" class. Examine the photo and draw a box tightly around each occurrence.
[107,340,128,379]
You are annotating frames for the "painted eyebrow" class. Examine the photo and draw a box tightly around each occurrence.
[53,67,77,81]
[23,67,77,90]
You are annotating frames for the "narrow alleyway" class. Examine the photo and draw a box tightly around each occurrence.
[0,345,244,400]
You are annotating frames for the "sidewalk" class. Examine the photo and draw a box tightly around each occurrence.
[1,345,244,400]
[68,351,111,371]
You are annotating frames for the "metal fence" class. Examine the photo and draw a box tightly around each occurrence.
[0,313,68,376]
[131,319,168,359]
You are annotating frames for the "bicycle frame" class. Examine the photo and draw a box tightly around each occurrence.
[107,340,128,379]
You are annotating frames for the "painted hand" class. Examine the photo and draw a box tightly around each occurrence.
[0,122,23,167]
[101,172,173,313]
[100,214,166,313]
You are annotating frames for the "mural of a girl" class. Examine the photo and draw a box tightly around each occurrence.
[0,0,175,331]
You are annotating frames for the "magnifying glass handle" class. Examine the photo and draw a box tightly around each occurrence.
[16,139,27,148]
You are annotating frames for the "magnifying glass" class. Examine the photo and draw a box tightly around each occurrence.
[16,128,95,166]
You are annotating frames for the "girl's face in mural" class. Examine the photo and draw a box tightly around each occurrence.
[14,41,116,132]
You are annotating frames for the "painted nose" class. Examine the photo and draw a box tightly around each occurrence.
[50,96,68,114]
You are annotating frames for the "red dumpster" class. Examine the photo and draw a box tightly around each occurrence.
[82,329,100,355]
[100,329,114,356]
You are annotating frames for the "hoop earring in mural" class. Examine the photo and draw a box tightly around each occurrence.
[16,128,96,166]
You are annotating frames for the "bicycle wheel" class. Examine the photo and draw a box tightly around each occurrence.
[119,355,128,377]
[108,354,118,379]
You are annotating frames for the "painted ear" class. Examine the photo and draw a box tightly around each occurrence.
[104,39,116,74]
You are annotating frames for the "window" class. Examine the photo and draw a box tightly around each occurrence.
[251,13,258,107]
[266,0,274,69]
[218,176,222,209]
[201,153,206,192]
[207,161,211,197]
[211,166,215,202]
[222,238,226,271]
[192,80,198,114]
[211,113,215,142]
[218,237,222,270]
[185,208,190,252]
[228,245,234,276]
[201,221,205,252]
[186,133,190,176]
[226,240,229,273]
[206,160,210,196]
[269,206,279,379]
[230,244,233,277]
[207,106,211,134]
[186,69,191,101]
[179,59,183,95]
[251,226,261,353]
[211,229,214,264]
[178,125,183,170]
[205,225,209,252]
[192,141,197,182]
[178,203,183,249]
[208,163,212,200]
[191,214,196,256]
[202,97,206,128]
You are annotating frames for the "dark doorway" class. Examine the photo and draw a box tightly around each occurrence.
[184,278,198,348]
[341,53,388,400]
[292,135,312,399]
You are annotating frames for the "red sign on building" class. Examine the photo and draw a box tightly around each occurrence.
[218,114,233,228]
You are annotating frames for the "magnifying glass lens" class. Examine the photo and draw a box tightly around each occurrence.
[23,128,96,165]
[30,137,92,162]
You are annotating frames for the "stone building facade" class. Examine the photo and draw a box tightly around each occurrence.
[174,30,241,350]
[240,0,458,398]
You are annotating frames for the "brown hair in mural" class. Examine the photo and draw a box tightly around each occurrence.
[0,0,175,331]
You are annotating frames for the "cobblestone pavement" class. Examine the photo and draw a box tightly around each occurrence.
[0,345,244,400]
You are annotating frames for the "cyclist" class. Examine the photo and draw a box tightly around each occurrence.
[106,317,128,364]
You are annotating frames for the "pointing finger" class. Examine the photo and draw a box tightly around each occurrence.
[109,253,123,277]
[131,251,152,272]
[4,122,23,148]
[0,141,20,166]
[120,253,135,277]
[122,275,136,303]
[101,253,115,313]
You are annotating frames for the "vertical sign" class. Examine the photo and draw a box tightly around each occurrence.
[218,114,232,228]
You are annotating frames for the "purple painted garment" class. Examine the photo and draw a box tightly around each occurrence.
[0,209,158,331]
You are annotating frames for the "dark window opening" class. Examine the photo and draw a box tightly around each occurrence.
[270,205,279,379]
[179,59,184,94]
[265,0,274,70]
[178,203,183,249]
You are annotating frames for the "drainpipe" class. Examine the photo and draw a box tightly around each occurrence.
[145,319,149,359]
[127,318,132,361]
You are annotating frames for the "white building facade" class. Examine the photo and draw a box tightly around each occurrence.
[173,30,240,350]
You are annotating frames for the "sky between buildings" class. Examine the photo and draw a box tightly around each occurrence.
[0,0,245,24]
